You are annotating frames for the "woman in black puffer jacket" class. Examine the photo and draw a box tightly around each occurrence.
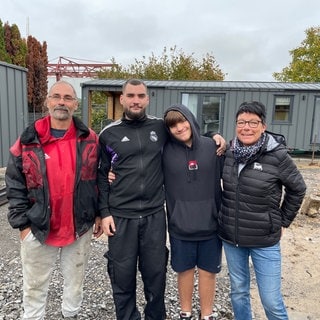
[219,101,306,320]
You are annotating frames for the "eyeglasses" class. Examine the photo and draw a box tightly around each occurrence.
[48,94,77,102]
[236,120,262,128]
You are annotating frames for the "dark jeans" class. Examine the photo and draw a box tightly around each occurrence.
[105,209,168,320]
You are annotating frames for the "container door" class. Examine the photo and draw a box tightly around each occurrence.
[201,95,223,135]
[311,96,320,144]
[181,93,224,135]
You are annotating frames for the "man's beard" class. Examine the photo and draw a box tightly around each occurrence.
[50,106,72,120]
[124,108,146,120]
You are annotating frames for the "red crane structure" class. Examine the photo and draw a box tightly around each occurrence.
[47,56,115,81]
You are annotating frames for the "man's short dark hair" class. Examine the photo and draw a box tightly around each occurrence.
[122,79,147,93]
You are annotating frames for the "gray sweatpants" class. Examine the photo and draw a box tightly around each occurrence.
[20,230,92,319]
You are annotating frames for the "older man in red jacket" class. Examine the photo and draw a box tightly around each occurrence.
[6,80,102,320]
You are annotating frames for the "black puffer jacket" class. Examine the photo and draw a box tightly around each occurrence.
[219,132,306,247]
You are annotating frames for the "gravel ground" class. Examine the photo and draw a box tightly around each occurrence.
[0,205,233,320]
[0,159,319,320]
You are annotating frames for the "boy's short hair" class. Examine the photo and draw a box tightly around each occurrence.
[164,110,187,128]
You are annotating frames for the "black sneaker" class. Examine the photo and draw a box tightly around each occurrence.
[180,311,192,320]
[198,313,215,320]
[62,315,78,320]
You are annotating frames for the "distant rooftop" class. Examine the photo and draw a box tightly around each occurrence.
[81,79,320,91]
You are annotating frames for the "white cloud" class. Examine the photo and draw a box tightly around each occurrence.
[2,0,320,80]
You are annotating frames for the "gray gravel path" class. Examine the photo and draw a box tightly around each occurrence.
[0,202,233,320]
[1,158,317,320]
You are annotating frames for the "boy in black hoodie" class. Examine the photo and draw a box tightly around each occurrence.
[163,104,224,320]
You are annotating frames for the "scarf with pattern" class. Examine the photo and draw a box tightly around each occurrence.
[232,133,266,164]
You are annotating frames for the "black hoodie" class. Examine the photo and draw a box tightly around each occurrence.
[163,104,223,241]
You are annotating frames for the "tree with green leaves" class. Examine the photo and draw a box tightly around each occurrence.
[2,22,27,66]
[99,46,225,80]
[0,20,12,63]
[9,23,27,66]
[273,26,320,82]
[0,19,48,113]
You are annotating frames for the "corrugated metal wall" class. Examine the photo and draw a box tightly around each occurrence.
[0,62,28,168]
[81,80,320,151]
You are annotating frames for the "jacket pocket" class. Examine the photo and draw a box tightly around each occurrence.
[26,200,48,229]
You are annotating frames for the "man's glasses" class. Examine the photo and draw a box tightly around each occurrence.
[48,94,77,102]
[236,120,262,128]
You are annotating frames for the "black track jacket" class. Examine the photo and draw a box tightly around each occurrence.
[98,114,168,218]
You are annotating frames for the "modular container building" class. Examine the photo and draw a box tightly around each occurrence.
[0,61,28,168]
[81,79,320,152]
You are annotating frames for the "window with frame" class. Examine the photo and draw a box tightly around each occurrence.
[273,96,293,123]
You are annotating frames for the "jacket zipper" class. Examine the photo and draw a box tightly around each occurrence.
[235,162,240,246]
[74,139,81,239]
[136,128,144,210]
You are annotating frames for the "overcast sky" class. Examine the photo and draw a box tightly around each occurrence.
[2,0,320,81]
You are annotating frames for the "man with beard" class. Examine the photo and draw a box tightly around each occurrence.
[98,78,168,320]
[6,80,102,320]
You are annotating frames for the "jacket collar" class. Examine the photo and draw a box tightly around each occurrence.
[20,116,90,145]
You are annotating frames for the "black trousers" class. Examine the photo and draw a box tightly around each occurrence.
[105,209,168,320]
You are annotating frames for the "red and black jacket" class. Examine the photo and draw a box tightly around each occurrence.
[6,116,99,244]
